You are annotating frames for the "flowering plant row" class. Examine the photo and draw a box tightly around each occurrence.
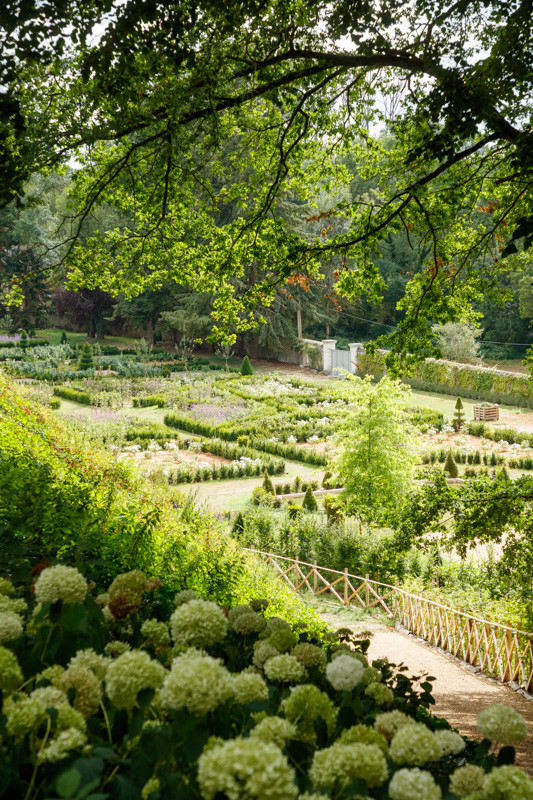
[1,563,530,800]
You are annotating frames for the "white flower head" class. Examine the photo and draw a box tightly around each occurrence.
[389,768,442,800]
[197,737,298,800]
[160,651,232,716]
[477,704,528,745]
[326,654,364,691]
[34,565,88,605]
[170,599,228,648]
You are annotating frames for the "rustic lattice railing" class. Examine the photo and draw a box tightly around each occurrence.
[244,548,533,693]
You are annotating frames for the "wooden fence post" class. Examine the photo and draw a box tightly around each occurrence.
[344,568,348,605]
[365,574,369,608]
[313,561,317,594]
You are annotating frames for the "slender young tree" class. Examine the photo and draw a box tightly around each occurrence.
[334,375,417,524]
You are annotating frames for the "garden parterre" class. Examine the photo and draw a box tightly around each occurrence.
[1,562,531,800]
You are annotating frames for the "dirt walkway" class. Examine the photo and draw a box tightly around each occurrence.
[321,613,533,775]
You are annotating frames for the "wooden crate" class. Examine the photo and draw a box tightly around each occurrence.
[473,403,499,421]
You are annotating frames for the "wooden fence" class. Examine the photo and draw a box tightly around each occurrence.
[244,548,533,693]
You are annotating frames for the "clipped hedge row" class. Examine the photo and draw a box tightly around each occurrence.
[53,386,92,405]
[168,460,283,484]
[359,353,533,408]
[132,394,166,408]
[163,413,327,465]
[467,421,532,445]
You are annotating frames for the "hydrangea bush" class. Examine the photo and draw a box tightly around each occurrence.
[1,564,530,800]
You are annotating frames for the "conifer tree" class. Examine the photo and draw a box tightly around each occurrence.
[240,356,253,375]
[302,485,318,512]
[453,396,465,431]
[232,512,245,536]
[444,450,459,478]
[78,343,95,370]
[60,330,68,344]
[20,329,28,351]
[262,471,275,495]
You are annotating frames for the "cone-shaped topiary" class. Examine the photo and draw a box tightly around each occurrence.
[302,485,318,512]
[240,355,253,375]
[60,330,68,344]
[20,330,28,351]
[262,471,275,495]
[322,470,333,489]
[232,512,245,536]
[453,396,465,431]
[444,450,458,478]
[78,343,95,370]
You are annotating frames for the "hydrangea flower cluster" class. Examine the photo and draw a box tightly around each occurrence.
[250,716,297,748]
[159,651,233,715]
[263,654,305,683]
[170,599,228,648]
[34,565,88,605]
[388,767,442,800]
[105,649,165,710]
[3,562,533,800]
[107,570,149,619]
[477,703,528,745]
[325,653,364,690]
[282,685,337,741]
[389,722,443,766]
[0,611,23,644]
[197,737,298,800]
[310,741,389,791]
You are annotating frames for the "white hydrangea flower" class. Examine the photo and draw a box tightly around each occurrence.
[170,599,228,648]
[290,643,327,669]
[37,727,87,763]
[325,654,364,691]
[250,716,297,748]
[174,589,198,605]
[388,768,442,800]
[105,649,165,710]
[159,651,232,716]
[365,681,394,707]
[0,612,23,643]
[434,729,466,756]
[34,565,88,604]
[449,764,486,798]
[264,654,305,683]
[253,641,279,670]
[483,765,533,800]
[68,649,110,680]
[477,704,528,745]
[0,646,23,693]
[141,618,171,647]
[374,710,415,741]
[310,742,388,791]
[197,737,298,800]
[389,722,443,766]
[231,672,269,705]
[0,577,14,595]
[0,594,27,614]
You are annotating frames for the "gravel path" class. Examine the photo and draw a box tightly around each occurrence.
[321,613,533,775]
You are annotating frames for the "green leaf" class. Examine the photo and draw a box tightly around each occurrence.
[56,769,82,798]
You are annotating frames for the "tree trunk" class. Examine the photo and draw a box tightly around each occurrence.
[89,317,96,339]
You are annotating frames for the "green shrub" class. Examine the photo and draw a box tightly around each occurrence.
[444,450,458,478]
[302,485,318,512]
[240,355,254,375]
[48,398,61,409]
[78,342,95,370]
[53,386,92,405]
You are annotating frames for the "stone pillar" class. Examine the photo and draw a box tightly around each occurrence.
[348,343,365,374]
[322,339,337,374]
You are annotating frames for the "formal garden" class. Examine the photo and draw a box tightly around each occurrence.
[3,0,533,795]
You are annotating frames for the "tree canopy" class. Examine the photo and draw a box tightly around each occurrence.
[2,0,533,364]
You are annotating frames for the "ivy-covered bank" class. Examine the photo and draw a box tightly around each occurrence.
[359,354,533,408]
[0,563,531,800]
